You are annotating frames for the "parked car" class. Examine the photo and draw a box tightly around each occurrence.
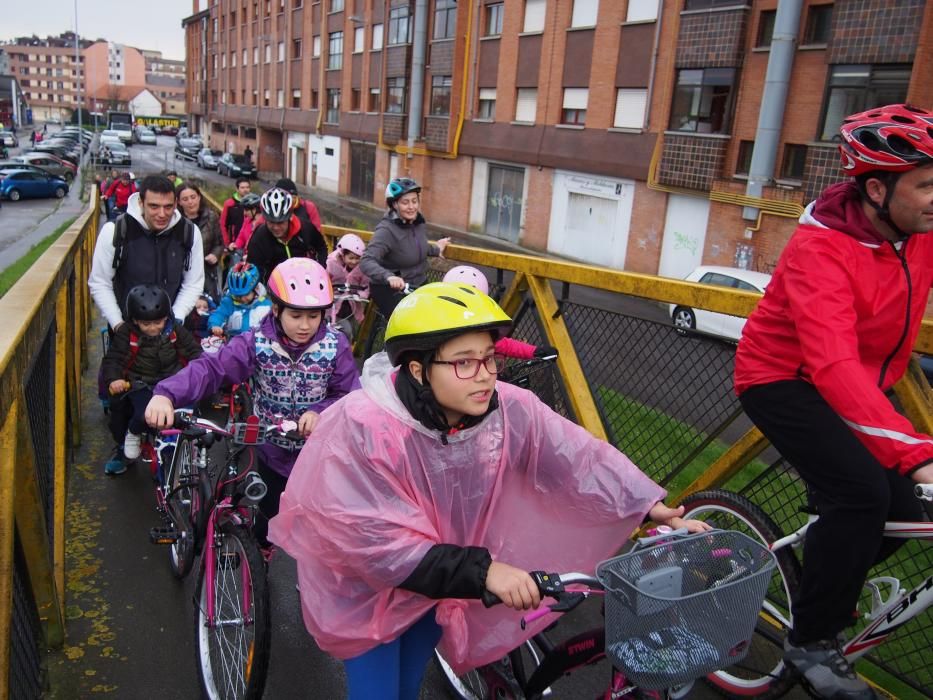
[32,143,80,165]
[174,138,201,161]
[196,147,222,169]
[0,160,63,178]
[669,265,771,342]
[0,169,69,201]
[0,131,18,147]
[97,141,132,166]
[217,152,256,178]
[134,127,157,145]
[14,153,76,181]
[159,125,179,137]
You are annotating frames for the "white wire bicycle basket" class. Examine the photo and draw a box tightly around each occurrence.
[596,529,776,690]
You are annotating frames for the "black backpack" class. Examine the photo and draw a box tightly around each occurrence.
[111,214,195,273]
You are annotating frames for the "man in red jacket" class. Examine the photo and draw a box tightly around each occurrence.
[105,171,137,216]
[735,104,933,699]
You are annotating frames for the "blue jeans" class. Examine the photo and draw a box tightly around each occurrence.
[343,611,442,700]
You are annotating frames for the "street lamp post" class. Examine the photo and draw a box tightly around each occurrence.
[74,0,82,140]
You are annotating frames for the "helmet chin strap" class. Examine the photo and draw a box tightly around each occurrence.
[859,175,911,241]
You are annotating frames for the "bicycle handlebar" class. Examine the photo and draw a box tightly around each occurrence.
[481,571,600,609]
[915,483,933,501]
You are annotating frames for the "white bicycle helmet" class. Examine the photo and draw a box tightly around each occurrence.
[337,233,366,257]
[260,187,294,223]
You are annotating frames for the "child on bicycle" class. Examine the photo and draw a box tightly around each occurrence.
[229,192,263,253]
[208,262,272,338]
[145,257,362,547]
[268,282,710,700]
[326,233,371,328]
[443,265,558,360]
[101,285,202,476]
[184,294,216,340]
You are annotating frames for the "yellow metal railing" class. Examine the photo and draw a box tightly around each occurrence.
[0,191,99,699]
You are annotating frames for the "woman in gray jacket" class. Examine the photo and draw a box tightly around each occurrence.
[360,177,450,316]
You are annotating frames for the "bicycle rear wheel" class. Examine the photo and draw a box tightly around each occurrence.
[195,521,271,700]
[434,649,526,700]
[679,489,801,699]
[166,437,201,579]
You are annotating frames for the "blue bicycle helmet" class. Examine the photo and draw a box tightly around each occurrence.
[385,177,421,207]
[227,262,261,296]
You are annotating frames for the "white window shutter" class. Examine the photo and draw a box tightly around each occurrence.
[571,0,598,27]
[515,88,537,122]
[613,88,647,128]
[479,88,496,101]
[523,0,546,33]
[626,0,658,22]
[562,88,588,110]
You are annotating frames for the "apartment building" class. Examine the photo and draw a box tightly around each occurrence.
[183,0,933,277]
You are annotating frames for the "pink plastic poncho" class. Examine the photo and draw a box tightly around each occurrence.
[269,353,665,674]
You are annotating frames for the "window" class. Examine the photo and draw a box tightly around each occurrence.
[386,77,406,113]
[561,88,588,125]
[253,89,258,105]
[430,75,453,115]
[242,48,248,65]
[735,140,754,175]
[264,44,271,63]
[263,89,270,106]
[329,32,344,69]
[229,90,236,103]
[253,47,259,64]
[313,36,321,57]
[684,0,743,8]
[368,88,381,112]
[515,88,537,122]
[351,88,361,111]
[804,4,832,45]
[331,0,344,11]
[669,68,737,134]
[781,144,807,180]
[222,53,227,68]
[389,7,412,44]
[571,0,598,27]
[523,0,546,32]
[819,65,909,140]
[311,89,319,108]
[277,89,284,107]
[486,3,504,36]
[293,39,302,59]
[477,88,496,120]
[326,88,340,123]
[435,0,457,39]
[613,88,647,129]
[372,24,384,50]
[756,10,775,48]
[626,0,658,22]
[278,42,285,61]
[354,27,365,53]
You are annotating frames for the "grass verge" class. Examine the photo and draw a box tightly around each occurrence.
[0,215,78,298]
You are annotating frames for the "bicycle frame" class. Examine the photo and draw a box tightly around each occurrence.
[202,496,256,628]
[769,514,933,662]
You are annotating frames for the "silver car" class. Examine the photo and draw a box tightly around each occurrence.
[197,147,222,169]
[135,127,157,145]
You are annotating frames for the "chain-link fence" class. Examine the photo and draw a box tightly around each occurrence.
[24,329,56,545]
[9,534,42,699]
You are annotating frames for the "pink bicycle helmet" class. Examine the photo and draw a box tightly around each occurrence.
[267,258,333,309]
[839,104,933,177]
[442,265,489,295]
[337,233,366,257]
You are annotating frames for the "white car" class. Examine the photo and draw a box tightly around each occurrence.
[670,265,771,342]
[135,128,157,145]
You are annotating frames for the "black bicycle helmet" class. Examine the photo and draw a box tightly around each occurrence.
[126,285,171,321]
[385,177,421,207]
[240,192,262,210]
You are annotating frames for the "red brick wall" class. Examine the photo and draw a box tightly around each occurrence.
[520,167,554,251]
[625,184,667,274]
[420,156,473,231]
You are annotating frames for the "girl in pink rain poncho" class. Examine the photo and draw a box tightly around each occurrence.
[269,282,709,700]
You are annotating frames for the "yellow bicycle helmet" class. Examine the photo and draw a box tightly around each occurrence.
[384,282,512,365]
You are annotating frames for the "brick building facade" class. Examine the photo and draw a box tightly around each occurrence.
[183,0,932,278]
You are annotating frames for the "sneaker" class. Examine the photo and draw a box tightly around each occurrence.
[783,638,877,699]
[104,447,128,476]
[123,431,142,460]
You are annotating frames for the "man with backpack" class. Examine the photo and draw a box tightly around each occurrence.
[89,174,205,332]
[220,177,252,247]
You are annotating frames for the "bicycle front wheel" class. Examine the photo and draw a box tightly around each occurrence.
[679,489,801,699]
[166,437,200,579]
[194,521,270,700]
[434,649,525,700]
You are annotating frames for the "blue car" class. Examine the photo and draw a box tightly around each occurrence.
[0,168,69,201]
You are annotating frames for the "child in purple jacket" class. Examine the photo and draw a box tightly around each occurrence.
[146,258,361,548]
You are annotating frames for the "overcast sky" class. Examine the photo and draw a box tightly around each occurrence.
[4,0,198,61]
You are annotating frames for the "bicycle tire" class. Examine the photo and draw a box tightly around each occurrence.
[363,315,387,359]
[434,647,529,700]
[166,437,199,579]
[679,489,801,699]
[194,521,271,700]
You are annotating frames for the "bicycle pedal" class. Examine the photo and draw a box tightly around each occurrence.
[218,552,241,570]
[149,527,180,544]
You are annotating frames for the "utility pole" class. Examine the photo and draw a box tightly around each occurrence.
[74,0,82,138]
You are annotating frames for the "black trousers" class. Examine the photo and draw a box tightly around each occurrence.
[253,459,288,548]
[739,380,923,645]
[369,283,408,318]
[108,385,153,444]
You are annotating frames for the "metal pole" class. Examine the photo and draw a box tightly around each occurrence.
[74,0,82,138]
[406,0,428,145]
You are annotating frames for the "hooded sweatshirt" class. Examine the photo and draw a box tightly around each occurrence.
[88,192,205,329]
[154,312,361,476]
[735,182,933,476]
[360,210,440,287]
[268,352,665,672]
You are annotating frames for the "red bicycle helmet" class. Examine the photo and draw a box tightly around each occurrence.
[839,104,933,177]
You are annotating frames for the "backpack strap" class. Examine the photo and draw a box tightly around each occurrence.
[111,214,129,270]
[126,330,141,375]
[181,219,194,272]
